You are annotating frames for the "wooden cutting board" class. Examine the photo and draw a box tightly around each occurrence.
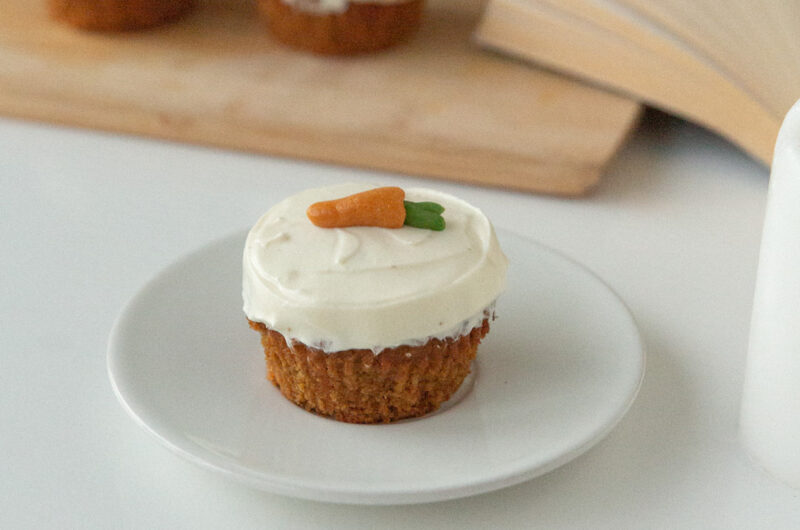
[0,0,641,195]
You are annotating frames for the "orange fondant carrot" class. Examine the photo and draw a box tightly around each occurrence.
[307,187,407,228]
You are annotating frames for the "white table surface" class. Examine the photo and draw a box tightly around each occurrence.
[2,112,798,529]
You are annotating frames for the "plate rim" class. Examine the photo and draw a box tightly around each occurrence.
[107,227,645,505]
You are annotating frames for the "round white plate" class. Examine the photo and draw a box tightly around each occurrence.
[108,229,644,505]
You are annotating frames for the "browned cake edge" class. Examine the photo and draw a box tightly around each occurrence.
[257,0,425,55]
[248,318,488,423]
[48,0,195,31]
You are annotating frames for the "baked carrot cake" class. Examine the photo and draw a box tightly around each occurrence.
[257,0,424,54]
[48,0,194,31]
[243,184,507,423]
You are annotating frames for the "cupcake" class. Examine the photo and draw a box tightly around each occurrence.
[257,0,424,55]
[48,0,194,31]
[243,184,507,423]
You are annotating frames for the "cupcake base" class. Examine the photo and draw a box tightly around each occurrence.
[48,0,194,32]
[257,0,424,55]
[248,319,488,423]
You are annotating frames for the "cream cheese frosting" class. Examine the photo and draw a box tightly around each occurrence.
[280,0,413,15]
[242,183,507,353]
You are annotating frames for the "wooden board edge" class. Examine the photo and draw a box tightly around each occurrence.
[0,86,640,196]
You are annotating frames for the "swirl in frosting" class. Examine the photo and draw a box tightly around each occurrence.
[243,183,507,352]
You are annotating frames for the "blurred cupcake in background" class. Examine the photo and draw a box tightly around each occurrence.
[48,0,194,31]
[257,0,425,55]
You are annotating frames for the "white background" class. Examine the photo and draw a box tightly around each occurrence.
[3,111,799,528]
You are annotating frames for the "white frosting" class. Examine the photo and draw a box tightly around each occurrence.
[280,0,413,15]
[242,183,507,353]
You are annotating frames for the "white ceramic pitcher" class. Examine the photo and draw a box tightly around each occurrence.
[740,99,800,488]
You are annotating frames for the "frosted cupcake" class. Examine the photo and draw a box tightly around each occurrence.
[243,184,507,423]
[48,0,194,31]
[257,0,424,55]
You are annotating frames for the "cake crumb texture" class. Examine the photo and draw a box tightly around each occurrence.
[249,318,488,423]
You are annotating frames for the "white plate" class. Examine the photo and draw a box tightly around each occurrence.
[108,229,644,505]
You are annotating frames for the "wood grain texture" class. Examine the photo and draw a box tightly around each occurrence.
[0,0,641,195]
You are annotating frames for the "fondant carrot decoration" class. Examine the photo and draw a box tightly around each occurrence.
[307,187,445,231]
